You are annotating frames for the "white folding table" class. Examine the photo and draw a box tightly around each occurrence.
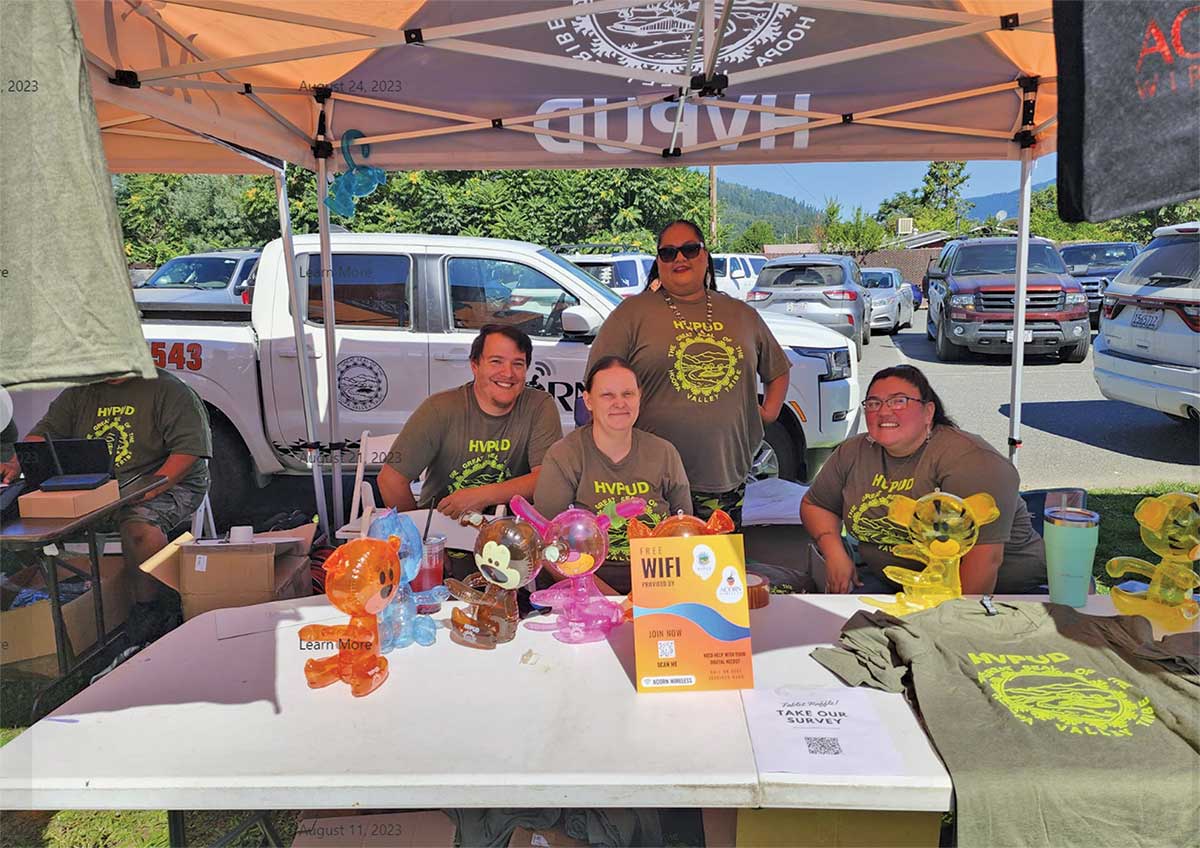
[0,592,1138,835]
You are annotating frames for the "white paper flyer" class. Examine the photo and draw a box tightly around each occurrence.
[741,687,904,775]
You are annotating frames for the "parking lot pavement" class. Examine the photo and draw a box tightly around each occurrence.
[859,313,1200,490]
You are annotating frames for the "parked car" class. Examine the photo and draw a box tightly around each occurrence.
[747,254,871,360]
[1059,241,1141,328]
[1093,223,1199,425]
[133,248,260,306]
[903,280,923,310]
[861,267,915,334]
[14,234,862,520]
[712,253,760,299]
[925,237,1090,362]
[556,245,654,298]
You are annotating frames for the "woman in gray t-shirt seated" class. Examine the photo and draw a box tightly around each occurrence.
[801,364,1045,595]
[534,356,691,594]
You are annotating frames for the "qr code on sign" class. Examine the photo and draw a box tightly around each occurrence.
[657,640,676,659]
[804,736,842,756]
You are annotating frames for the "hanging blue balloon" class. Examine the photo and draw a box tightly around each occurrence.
[325,129,386,219]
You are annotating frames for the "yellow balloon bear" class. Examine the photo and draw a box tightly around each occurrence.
[862,491,999,615]
[1105,491,1200,632]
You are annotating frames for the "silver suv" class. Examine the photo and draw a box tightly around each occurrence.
[134,248,260,306]
[747,254,872,359]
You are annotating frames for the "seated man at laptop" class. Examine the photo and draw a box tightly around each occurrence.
[15,369,212,609]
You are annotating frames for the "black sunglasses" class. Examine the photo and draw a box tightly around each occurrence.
[657,242,705,262]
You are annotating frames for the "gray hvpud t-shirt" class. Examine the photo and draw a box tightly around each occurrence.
[805,426,1045,592]
[586,290,790,494]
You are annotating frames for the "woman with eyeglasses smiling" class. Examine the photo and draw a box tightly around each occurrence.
[586,220,791,527]
[801,364,1045,595]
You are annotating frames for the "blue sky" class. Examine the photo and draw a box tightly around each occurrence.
[715,153,1058,213]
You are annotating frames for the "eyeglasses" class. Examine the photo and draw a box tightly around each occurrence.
[861,395,924,412]
[657,242,705,262]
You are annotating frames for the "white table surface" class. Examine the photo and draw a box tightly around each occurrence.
[0,592,1135,812]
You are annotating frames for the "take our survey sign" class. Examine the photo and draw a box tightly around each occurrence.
[630,535,753,693]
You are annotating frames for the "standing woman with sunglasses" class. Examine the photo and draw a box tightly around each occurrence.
[801,364,1045,595]
[586,220,791,526]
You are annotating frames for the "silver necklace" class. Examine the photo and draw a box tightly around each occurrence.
[661,288,713,325]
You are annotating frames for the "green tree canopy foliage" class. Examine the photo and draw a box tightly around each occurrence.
[875,161,973,231]
[819,199,885,257]
[713,179,819,249]
[116,168,711,264]
[731,220,777,252]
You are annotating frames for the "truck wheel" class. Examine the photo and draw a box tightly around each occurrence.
[935,317,961,362]
[763,419,804,482]
[861,323,871,347]
[207,416,253,530]
[925,308,936,340]
[1062,337,1089,363]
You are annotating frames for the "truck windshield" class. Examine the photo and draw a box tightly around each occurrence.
[145,256,240,289]
[1059,243,1138,266]
[539,249,622,306]
[1112,234,1199,289]
[951,244,1067,276]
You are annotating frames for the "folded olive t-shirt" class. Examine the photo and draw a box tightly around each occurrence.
[814,600,1199,848]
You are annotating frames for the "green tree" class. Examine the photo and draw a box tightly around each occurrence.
[920,161,971,212]
[731,220,776,252]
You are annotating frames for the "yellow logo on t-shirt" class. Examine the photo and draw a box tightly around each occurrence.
[449,454,510,492]
[971,652,1156,737]
[847,473,914,549]
[89,408,135,468]
[667,322,744,404]
[598,495,663,561]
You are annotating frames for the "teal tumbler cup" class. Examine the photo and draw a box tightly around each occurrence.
[1043,507,1100,607]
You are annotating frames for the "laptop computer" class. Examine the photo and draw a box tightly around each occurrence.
[13,438,114,491]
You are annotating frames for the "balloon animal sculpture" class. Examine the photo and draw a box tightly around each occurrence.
[445,506,547,649]
[367,510,449,651]
[627,508,735,539]
[517,496,646,643]
[299,536,400,696]
[1105,491,1200,631]
[863,491,999,615]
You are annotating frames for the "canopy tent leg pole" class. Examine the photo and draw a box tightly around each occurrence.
[316,147,345,531]
[274,166,330,540]
[1007,142,1035,466]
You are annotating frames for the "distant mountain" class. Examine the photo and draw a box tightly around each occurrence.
[717,179,820,241]
[965,179,1056,221]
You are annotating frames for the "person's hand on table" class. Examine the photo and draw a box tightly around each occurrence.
[0,456,20,485]
[436,488,491,520]
[824,549,862,594]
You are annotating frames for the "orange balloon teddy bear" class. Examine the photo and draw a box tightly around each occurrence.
[299,536,400,697]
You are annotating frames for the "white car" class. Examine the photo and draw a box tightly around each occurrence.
[1093,222,1199,426]
[712,253,761,299]
[559,249,654,298]
[134,248,260,306]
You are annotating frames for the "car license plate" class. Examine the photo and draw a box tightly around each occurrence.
[1130,307,1162,330]
[1005,329,1034,343]
[785,302,803,314]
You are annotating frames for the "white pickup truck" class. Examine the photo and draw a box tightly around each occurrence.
[14,233,860,520]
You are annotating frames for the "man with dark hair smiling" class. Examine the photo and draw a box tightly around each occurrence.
[378,324,562,520]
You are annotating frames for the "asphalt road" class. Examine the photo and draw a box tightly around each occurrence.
[857,308,1199,490]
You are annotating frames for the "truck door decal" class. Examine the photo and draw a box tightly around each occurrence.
[150,341,203,371]
[526,360,584,412]
[337,355,388,411]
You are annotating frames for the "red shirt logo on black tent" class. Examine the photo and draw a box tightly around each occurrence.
[1135,4,1200,100]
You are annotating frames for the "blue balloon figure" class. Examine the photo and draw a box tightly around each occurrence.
[325,129,387,219]
[368,510,448,651]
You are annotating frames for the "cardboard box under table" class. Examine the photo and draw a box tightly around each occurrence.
[141,524,316,620]
[0,554,132,669]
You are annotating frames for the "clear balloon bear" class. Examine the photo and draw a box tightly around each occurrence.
[445,505,546,649]
[367,510,449,651]
[1105,491,1200,631]
[863,491,999,615]
[516,496,646,644]
[298,536,399,697]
